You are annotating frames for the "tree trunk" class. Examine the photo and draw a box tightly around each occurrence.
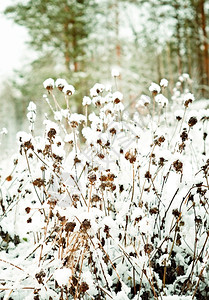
[115,0,121,65]
[200,0,209,87]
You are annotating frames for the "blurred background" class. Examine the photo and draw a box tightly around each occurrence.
[0,0,209,154]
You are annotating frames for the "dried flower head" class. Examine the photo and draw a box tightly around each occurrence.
[112,91,123,104]
[160,78,168,87]
[90,83,105,97]
[88,172,97,184]
[188,116,197,127]
[184,93,195,107]
[55,78,68,91]
[149,82,161,94]
[111,68,120,77]
[173,160,183,173]
[43,78,54,90]
[155,94,168,107]
[137,95,151,107]
[82,96,91,106]
[63,84,75,96]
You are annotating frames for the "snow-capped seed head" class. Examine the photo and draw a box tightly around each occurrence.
[63,84,75,96]
[27,101,36,111]
[90,83,105,97]
[140,95,151,106]
[160,78,168,88]
[179,75,184,82]
[55,78,68,91]
[155,94,168,107]
[105,84,112,92]
[1,127,8,135]
[43,78,54,90]
[182,73,190,79]
[64,133,74,144]
[88,172,97,184]
[175,109,184,121]
[184,93,195,102]
[111,68,120,77]
[112,91,123,104]
[69,113,86,127]
[184,93,195,107]
[92,96,102,107]
[149,82,161,94]
[82,96,91,106]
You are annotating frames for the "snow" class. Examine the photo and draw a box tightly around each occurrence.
[160,78,168,87]
[149,82,161,93]
[63,84,75,96]
[43,78,54,89]
[82,96,91,106]
[0,75,209,299]
[54,268,72,286]
[111,68,120,77]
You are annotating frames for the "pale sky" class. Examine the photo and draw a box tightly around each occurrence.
[0,1,29,80]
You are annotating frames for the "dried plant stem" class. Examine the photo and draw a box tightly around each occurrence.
[85,105,88,127]
[88,183,93,212]
[50,91,62,110]
[39,207,52,266]
[0,258,24,272]
[192,251,209,299]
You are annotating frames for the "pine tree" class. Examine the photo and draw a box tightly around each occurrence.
[5,0,97,73]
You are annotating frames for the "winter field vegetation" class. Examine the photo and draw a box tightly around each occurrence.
[0,73,209,300]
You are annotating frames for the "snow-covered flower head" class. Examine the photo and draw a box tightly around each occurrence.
[63,84,75,96]
[82,96,91,106]
[0,127,8,135]
[27,101,36,111]
[27,101,36,123]
[137,94,151,107]
[43,78,54,90]
[16,131,33,144]
[184,92,195,107]
[149,82,161,94]
[111,68,120,78]
[92,95,102,107]
[69,113,85,127]
[160,78,168,88]
[55,78,68,92]
[179,75,184,82]
[182,73,190,80]
[64,133,74,144]
[184,93,195,102]
[90,83,105,97]
[105,84,112,92]
[112,91,123,104]
[155,94,168,107]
